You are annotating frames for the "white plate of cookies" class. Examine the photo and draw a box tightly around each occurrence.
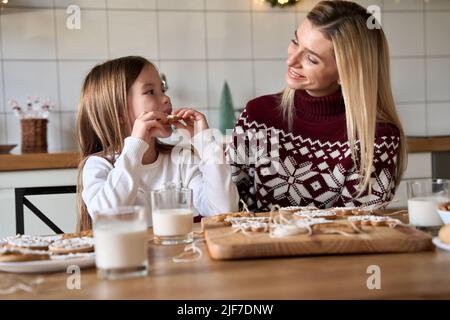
[0,232,95,273]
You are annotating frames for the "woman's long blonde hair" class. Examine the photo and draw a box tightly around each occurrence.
[76,56,171,231]
[279,0,407,195]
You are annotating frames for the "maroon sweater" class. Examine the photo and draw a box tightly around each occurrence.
[226,89,400,211]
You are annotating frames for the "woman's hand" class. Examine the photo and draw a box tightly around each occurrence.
[171,108,209,137]
[131,111,170,141]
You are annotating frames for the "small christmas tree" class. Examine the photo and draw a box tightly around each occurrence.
[218,81,236,135]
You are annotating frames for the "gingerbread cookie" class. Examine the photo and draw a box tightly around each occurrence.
[227,216,271,232]
[213,212,256,225]
[332,207,369,217]
[347,215,399,227]
[61,230,93,239]
[166,114,181,124]
[6,235,52,251]
[279,206,318,215]
[49,237,94,255]
[232,221,270,233]
[293,210,337,220]
[0,247,49,262]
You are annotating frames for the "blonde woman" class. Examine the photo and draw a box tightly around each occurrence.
[76,56,239,231]
[227,0,407,211]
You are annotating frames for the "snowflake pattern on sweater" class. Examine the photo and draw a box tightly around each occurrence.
[226,92,400,212]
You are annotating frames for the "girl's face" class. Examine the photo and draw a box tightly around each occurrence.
[127,64,173,138]
[286,19,340,97]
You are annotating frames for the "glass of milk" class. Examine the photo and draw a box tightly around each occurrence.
[93,206,148,280]
[407,179,450,234]
[151,183,193,245]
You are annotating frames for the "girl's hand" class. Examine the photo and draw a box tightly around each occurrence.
[131,111,170,141]
[171,108,209,137]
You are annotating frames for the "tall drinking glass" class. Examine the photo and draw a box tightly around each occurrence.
[151,183,193,245]
[93,206,148,280]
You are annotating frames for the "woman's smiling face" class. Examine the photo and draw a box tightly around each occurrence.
[286,19,340,97]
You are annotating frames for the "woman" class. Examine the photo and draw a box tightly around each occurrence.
[227,0,407,211]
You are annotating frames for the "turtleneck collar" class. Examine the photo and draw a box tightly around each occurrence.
[294,88,345,121]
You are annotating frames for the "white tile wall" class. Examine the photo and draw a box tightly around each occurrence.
[426,0,450,10]
[156,0,204,11]
[0,0,450,153]
[427,58,450,101]
[55,9,108,60]
[391,58,425,103]
[1,8,56,60]
[54,0,106,9]
[0,114,4,144]
[254,60,287,97]
[384,0,424,11]
[206,12,252,59]
[158,12,205,59]
[3,61,59,109]
[6,0,53,7]
[158,61,208,109]
[58,61,98,111]
[253,12,297,59]
[397,103,427,136]
[0,62,3,112]
[425,12,450,56]
[383,12,424,57]
[60,112,78,152]
[107,0,156,10]
[107,10,158,59]
[207,61,254,109]
[427,103,450,136]
[206,0,251,11]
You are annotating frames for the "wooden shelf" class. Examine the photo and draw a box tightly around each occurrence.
[407,136,450,153]
[0,136,449,171]
[0,152,80,172]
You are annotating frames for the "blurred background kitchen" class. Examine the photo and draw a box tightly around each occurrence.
[0,0,449,237]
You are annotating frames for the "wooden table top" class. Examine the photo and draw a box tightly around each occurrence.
[2,227,450,300]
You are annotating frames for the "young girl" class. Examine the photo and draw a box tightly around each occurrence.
[76,56,239,231]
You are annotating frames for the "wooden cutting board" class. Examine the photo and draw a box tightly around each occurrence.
[202,213,434,260]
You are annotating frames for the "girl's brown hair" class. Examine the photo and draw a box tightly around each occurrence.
[76,56,171,231]
[279,0,407,196]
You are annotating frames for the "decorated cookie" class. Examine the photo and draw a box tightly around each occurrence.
[49,237,94,255]
[61,230,93,240]
[332,207,369,217]
[0,247,49,262]
[293,210,337,220]
[348,215,399,227]
[166,114,181,124]
[7,235,52,251]
[279,206,318,214]
[232,221,270,233]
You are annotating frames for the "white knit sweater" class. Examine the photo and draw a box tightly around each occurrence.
[82,136,239,225]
